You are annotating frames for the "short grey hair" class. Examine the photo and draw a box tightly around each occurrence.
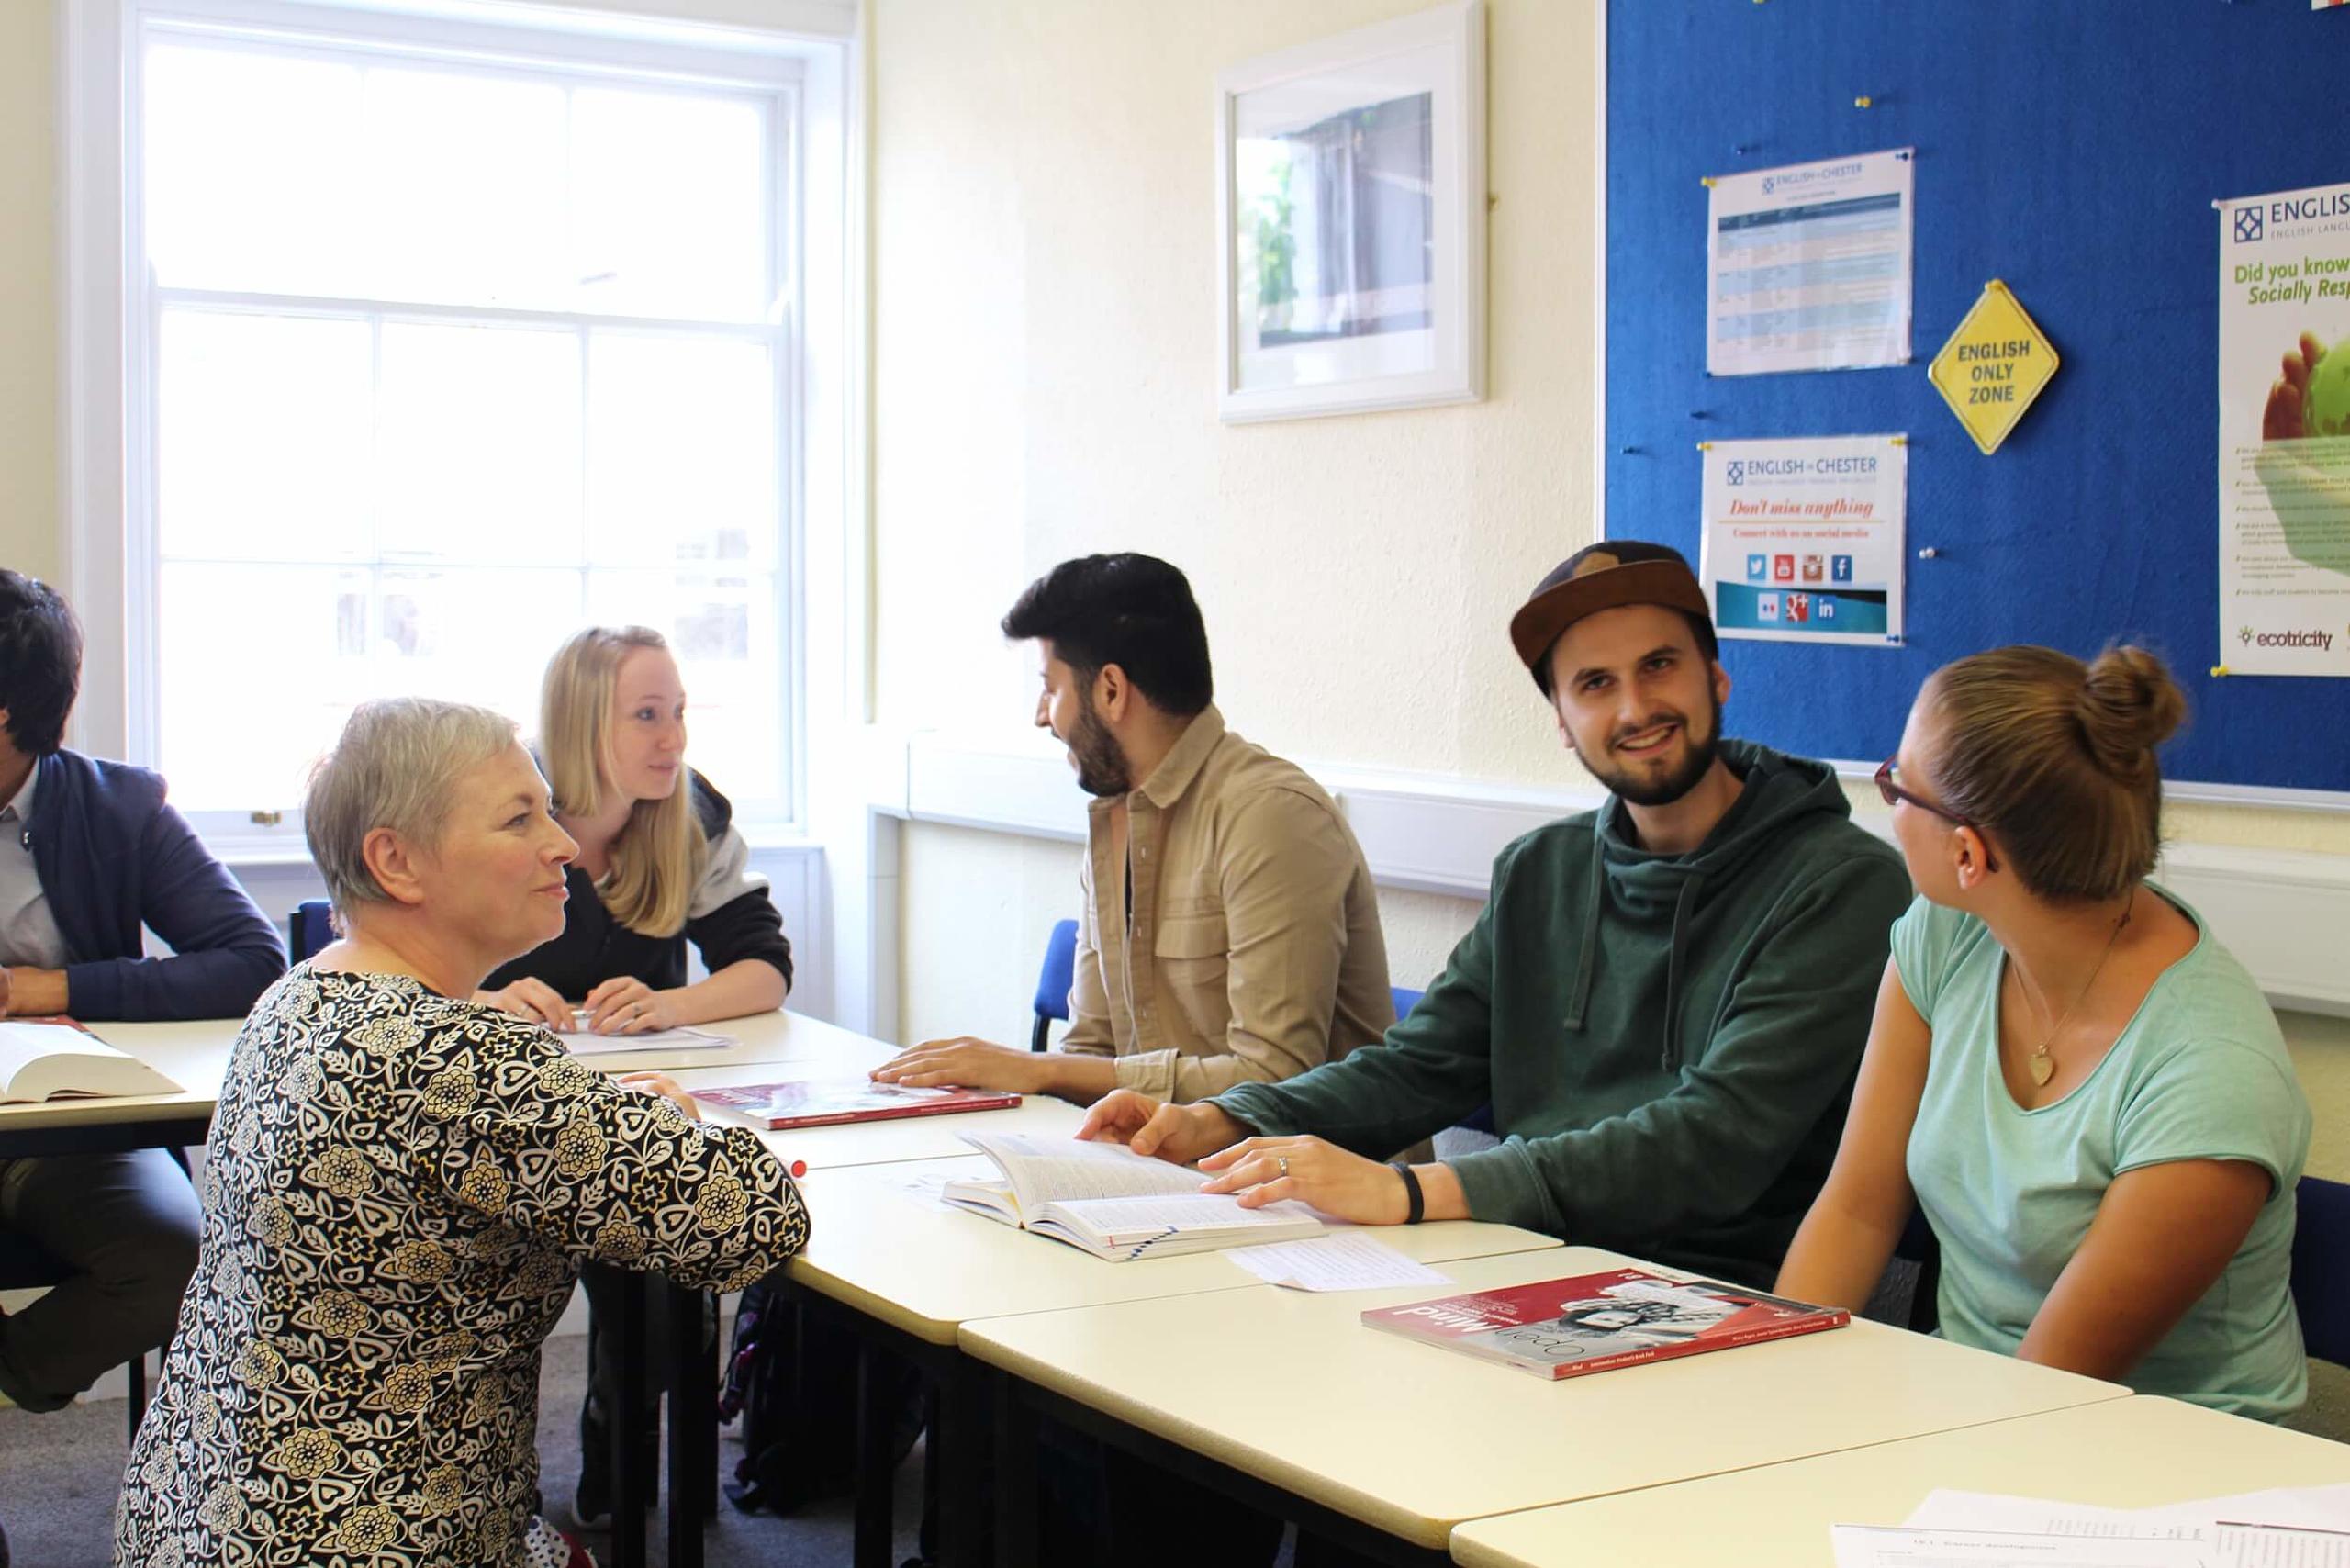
[305,698,522,917]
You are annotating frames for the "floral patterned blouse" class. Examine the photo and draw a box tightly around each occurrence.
[115,964,811,1567]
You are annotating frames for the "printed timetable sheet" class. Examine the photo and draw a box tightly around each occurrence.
[1707,149,1915,376]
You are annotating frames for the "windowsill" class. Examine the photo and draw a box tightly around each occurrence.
[205,826,824,876]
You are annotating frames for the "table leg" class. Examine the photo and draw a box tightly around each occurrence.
[990,1368,1038,1568]
[855,1339,899,1568]
[666,1282,708,1568]
[934,1356,992,1568]
[611,1273,647,1568]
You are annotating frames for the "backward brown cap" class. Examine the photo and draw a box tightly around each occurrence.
[1507,541,1713,675]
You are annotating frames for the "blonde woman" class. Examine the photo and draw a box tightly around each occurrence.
[474,625,793,1528]
[115,699,809,1568]
[477,626,790,1034]
[1776,645,2310,1420]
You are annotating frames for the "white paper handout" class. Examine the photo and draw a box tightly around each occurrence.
[1836,1486,2350,1568]
[1225,1234,1451,1292]
[564,1025,737,1056]
[1707,149,1914,375]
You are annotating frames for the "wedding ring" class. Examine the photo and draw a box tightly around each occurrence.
[1276,1156,1291,1178]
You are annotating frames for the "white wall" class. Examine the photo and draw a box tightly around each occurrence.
[867,0,2350,1167]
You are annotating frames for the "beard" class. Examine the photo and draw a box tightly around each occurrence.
[1065,699,1133,798]
[1578,683,1724,808]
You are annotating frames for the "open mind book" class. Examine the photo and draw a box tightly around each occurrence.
[942,1130,1324,1260]
[1361,1265,1847,1380]
[0,1021,184,1104]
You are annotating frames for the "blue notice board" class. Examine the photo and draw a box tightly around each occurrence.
[1605,0,2350,796]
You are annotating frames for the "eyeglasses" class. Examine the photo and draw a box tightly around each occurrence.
[1874,757,1999,872]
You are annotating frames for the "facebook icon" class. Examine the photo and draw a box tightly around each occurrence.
[1831,555,1854,583]
[1746,554,1769,581]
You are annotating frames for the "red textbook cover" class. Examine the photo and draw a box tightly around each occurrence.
[695,1080,1021,1130]
[1360,1266,1848,1380]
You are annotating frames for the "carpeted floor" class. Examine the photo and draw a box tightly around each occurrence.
[0,1335,928,1568]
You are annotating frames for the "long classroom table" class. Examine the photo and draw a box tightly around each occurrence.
[960,1245,2136,1566]
[1449,1394,2350,1567]
[783,1152,1563,1568]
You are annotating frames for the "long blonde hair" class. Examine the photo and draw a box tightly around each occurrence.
[541,626,706,937]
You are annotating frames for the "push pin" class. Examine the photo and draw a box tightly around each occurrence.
[1853,95,1874,109]
[1916,546,1939,560]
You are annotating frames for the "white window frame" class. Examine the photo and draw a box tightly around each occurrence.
[61,0,862,866]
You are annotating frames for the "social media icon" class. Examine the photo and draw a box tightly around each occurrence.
[1786,593,1810,623]
[1831,555,1854,583]
[1801,555,1824,583]
[1817,595,1838,621]
[1757,593,1780,622]
[1773,555,1795,581]
[1746,554,1769,581]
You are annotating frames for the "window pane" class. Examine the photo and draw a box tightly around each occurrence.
[158,563,369,809]
[159,308,373,562]
[376,322,583,564]
[160,564,585,809]
[571,87,770,321]
[588,333,776,567]
[145,45,366,295]
[363,64,570,309]
[588,570,781,803]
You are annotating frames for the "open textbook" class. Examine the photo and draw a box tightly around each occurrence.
[941,1130,1325,1260]
[0,1021,183,1103]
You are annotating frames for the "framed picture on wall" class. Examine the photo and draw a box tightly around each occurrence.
[1214,1,1485,423]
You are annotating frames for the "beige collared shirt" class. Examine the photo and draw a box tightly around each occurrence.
[1061,705,1393,1102]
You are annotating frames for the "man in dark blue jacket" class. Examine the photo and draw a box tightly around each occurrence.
[0,571,284,1438]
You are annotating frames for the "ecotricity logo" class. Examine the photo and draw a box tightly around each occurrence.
[2244,626,2335,652]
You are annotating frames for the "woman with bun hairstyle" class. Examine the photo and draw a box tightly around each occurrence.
[475,624,794,1527]
[1776,644,2310,1419]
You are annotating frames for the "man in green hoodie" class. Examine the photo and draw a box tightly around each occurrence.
[1079,540,1913,1288]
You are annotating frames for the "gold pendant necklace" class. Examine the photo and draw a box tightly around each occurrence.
[2023,892,2135,1089]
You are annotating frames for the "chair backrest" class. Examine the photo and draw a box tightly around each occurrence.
[2294,1176,2350,1366]
[1391,985,1424,1021]
[1392,985,1500,1137]
[288,900,334,964]
[1030,919,1080,1051]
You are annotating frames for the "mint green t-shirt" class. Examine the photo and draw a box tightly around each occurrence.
[1895,887,2311,1421]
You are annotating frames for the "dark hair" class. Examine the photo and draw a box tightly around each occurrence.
[1532,610,1719,700]
[0,570,84,756]
[1927,644,2187,902]
[1001,554,1214,716]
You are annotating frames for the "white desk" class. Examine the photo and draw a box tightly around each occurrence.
[1449,1395,2350,1568]
[791,1154,1561,1346]
[787,1154,1562,1568]
[959,1246,2132,1557]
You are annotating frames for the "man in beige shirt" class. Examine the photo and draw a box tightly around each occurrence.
[875,553,1392,1103]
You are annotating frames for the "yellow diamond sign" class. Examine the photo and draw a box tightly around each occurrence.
[1928,279,2059,455]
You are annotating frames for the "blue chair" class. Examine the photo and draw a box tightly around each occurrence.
[1031,919,1079,1052]
[2293,1176,2350,1366]
[287,900,333,964]
[1394,985,1499,1137]
[0,1233,149,1441]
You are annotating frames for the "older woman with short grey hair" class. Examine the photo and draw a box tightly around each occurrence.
[116,698,810,1568]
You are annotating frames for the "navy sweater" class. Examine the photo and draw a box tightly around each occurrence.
[25,749,286,1021]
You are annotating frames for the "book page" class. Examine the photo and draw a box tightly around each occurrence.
[1048,1192,1321,1241]
[961,1130,1203,1212]
[0,1023,165,1103]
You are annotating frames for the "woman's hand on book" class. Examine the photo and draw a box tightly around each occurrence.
[1076,1092,1246,1165]
[871,1036,1046,1092]
[1197,1136,1409,1225]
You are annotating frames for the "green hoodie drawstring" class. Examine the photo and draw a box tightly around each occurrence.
[1659,870,1706,1072]
[1562,842,1606,1031]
